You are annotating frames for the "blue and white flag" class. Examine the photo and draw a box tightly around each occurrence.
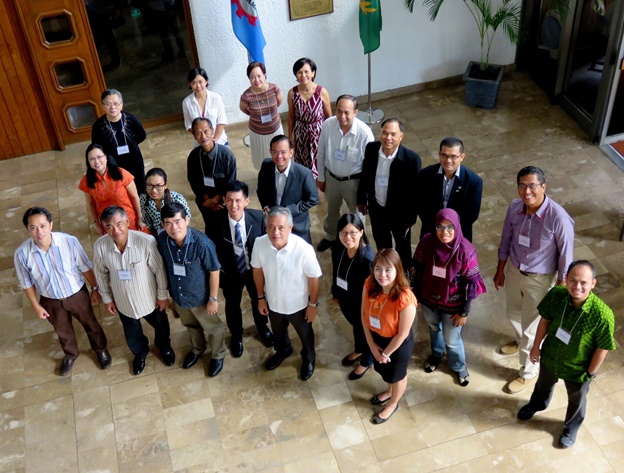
[231,0,266,63]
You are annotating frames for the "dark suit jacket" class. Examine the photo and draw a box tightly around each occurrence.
[417,163,483,242]
[357,143,422,226]
[214,209,265,277]
[257,159,319,238]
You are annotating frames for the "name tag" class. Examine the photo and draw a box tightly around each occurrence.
[118,269,132,280]
[260,113,272,123]
[555,327,571,345]
[203,176,215,187]
[233,245,244,257]
[173,263,186,277]
[337,277,348,290]
[432,266,447,278]
[334,149,346,161]
[376,175,389,187]
[369,315,381,329]
[117,145,130,155]
[518,235,531,247]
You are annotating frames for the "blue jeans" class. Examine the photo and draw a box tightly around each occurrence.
[421,304,467,376]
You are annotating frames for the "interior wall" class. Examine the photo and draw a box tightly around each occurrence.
[189,0,519,124]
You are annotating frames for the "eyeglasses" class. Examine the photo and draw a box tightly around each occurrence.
[88,155,106,163]
[270,150,290,157]
[435,224,455,232]
[146,184,165,191]
[440,153,462,161]
[103,102,122,108]
[339,230,361,238]
[518,183,543,191]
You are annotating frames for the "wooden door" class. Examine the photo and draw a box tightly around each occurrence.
[14,0,106,148]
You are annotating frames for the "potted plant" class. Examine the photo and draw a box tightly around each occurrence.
[405,0,568,109]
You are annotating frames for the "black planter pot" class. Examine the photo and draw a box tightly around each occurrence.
[462,61,504,109]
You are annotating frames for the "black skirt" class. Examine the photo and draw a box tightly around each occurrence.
[372,330,414,383]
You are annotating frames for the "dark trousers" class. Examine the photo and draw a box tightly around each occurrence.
[368,201,413,270]
[39,285,108,359]
[118,308,171,357]
[338,298,373,366]
[221,269,268,339]
[527,363,591,435]
[269,308,315,363]
[198,206,226,244]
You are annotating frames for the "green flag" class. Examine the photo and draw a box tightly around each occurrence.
[359,0,382,54]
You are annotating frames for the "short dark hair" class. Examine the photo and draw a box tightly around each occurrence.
[517,166,546,185]
[101,88,123,103]
[187,67,209,84]
[100,206,126,224]
[161,202,188,221]
[22,207,52,227]
[440,137,464,154]
[270,134,293,149]
[336,94,358,111]
[567,260,597,280]
[246,61,266,77]
[381,117,404,132]
[292,58,317,78]
[225,180,249,199]
[191,117,213,132]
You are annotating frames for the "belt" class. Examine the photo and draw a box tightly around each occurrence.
[328,171,361,182]
[42,285,86,301]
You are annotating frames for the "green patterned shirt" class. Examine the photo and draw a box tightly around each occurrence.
[537,286,616,383]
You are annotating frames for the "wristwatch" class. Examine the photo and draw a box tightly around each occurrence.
[586,371,597,380]
[309,300,319,308]
[208,296,218,303]
[91,285,99,291]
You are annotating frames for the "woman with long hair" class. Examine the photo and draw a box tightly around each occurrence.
[78,143,145,234]
[332,214,375,380]
[362,249,417,424]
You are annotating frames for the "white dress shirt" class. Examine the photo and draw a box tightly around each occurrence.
[228,213,250,269]
[438,165,461,208]
[274,160,291,204]
[374,147,398,207]
[251,233,322,314]
[182,90,229,145]
[317,116,374,182]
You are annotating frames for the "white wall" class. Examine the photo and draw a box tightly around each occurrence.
[189,0,518,124]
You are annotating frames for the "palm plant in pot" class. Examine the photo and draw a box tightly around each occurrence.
[405,0,568,109]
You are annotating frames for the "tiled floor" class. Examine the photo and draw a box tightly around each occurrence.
[1,72,624,473]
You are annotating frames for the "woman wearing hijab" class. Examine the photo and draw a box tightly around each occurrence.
[411,208,485,387]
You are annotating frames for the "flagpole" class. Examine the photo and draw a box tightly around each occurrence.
[365,53,384,125]
[243,51,252,148]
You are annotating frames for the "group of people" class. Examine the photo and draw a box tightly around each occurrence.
[12,62,616,442]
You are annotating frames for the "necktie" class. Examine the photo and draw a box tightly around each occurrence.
[235,223,247,274]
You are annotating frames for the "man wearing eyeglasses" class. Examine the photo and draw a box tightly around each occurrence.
[257,135,319,243]
[357,118,421,269]
[417,137,483,242]
[494,166,574,394]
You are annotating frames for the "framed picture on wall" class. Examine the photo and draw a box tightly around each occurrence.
[288,0,333,21]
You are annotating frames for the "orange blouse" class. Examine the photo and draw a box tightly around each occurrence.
[78,168,142,232]
[363,276,417,338]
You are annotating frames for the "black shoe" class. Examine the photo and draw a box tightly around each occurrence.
[371,405,399,425]
[132,355,146,375]
[208,358,224,377]
[301,361,315,380]
[457,371,470,387]
[230,338,243,358]
[341,353,362,366]
[97,350,112,370]
[182,351,202,369]
[559,430,576,449]
[348,364,371,380]
[517,405,536,421]
[265,350,293,370]
[424,354,443,373]
[259,328,274,348]
[316,238,334,252]
[161,348,175,367]
[370,393,391,405]
[59,357,76,376]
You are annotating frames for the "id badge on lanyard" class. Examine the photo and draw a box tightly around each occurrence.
[118,269,132,280]
[173,263,186,277]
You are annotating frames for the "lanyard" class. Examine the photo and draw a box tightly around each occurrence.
[558,302,584,334]
[432,244,459,270]
[337,248,356,282]
[369,294,389,320]
[167,237,190,265]
[518,211,533,238]
[199,146,218,178]
[105,115,128,148]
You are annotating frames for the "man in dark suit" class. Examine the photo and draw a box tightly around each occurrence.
[357,118,421,269]
[215,181,274,357]
[417,136,483,242]
[257,135,319,243]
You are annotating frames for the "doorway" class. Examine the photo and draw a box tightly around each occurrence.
[86,0,197,126]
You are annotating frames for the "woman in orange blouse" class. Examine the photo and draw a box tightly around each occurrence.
[362,248,417,424]
[79,143,145,234]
